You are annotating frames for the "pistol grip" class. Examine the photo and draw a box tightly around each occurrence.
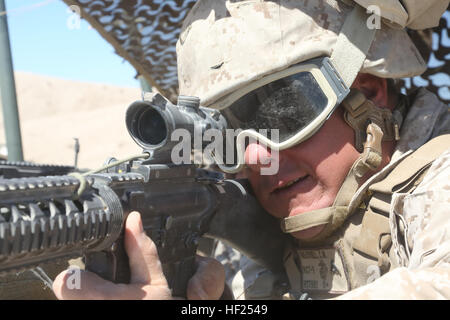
[162,255,196,298]
[85,235,197,298]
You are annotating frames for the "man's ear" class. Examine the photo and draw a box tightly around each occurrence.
[352,73,390,109]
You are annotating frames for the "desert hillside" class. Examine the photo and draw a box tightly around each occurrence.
[0,72,143,169]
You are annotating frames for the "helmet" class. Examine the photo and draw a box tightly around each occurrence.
[176,0,445,108]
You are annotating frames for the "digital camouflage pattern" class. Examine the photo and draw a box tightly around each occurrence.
[338,150,450,299]
[176,0,447,108]
[215,88,450,299]
[334,89,450,299]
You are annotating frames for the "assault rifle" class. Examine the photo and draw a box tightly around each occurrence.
[0,94,287,297]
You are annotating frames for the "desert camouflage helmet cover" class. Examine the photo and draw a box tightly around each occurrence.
[176,0,448,108]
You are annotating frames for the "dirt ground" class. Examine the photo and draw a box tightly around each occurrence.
[0,72,143,170]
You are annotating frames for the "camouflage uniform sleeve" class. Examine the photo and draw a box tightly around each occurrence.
[336,149,450,299]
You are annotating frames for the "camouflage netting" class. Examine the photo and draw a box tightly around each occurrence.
[62,0,197,102]
[400,9,450,103]
[62,1,449,103]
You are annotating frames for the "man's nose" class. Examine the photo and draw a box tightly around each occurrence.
[244,142,280,173]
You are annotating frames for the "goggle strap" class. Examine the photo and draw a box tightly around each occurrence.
[330,5,377,88]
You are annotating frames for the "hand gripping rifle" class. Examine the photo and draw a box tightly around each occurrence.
[0,94,288,297]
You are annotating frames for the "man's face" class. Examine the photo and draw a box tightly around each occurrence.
[243,107,360,239]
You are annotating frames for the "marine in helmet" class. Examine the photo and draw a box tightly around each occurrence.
[53,0,450,299]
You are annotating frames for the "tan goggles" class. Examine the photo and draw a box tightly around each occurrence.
[212,57,350,174]
[223,71,330,143]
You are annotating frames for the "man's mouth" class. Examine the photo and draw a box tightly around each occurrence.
[272,175,309,194]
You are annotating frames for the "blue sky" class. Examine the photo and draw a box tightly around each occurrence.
[5,0,140,88]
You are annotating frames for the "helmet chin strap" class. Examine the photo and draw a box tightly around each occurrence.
[280,89,401,243]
